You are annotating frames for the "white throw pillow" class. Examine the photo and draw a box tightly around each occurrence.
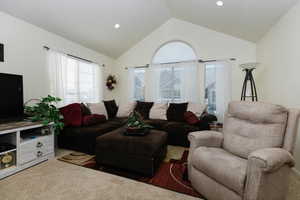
[149,103,168,120]
[87,102,108,118]
[187,103,207,117]
[117,102,136,117]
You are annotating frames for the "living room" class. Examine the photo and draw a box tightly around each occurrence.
[0,0,300,200]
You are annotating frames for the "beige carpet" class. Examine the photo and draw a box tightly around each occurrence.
[0,159,199,200]
[287,170,300,200]
[0,147,299,200]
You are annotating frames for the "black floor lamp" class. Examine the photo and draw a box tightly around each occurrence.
[240,63,259,101]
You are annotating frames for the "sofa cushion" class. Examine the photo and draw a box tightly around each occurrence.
[82,114,106,126]
[60,103,82,127]
[61,120,123,138]
[223,101,288,159]
[187,103,207,117]
[134,101,154,119]
[149,103,168,120]
[103,100,118,119]
[184,111,200,125]
[80,103,91,116]
[164,122,199,133]
[201,113,218,123]
[191,147,247,195]
[144,119,168,130]
[167,103,188,122]
[117,102,136,117]
[87,102,108,118]
[58,120,124,154]
[164,122,199,147]
[112,117,129,125]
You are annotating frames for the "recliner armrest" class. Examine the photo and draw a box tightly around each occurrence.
[187,131,223,173]
[248,148,295,172]
[188,131,223,148]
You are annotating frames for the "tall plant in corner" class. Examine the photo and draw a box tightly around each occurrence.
[24,95,64,134]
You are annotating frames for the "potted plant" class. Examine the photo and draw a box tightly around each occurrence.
[24,95,64,134]
[125,111,153,136]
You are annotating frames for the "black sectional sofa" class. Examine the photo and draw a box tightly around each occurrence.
[58,100,215,155]
[58,115,211,155]
[145,118,210,147]
[58,117,127,154]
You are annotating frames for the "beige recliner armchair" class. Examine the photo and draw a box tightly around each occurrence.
[188,101,300,200]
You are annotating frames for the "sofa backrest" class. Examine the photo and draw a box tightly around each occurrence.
[223,101,288,159]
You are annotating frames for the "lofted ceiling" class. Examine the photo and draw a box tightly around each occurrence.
[0,0,298,58]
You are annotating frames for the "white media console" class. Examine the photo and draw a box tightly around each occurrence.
[0,121,55,179]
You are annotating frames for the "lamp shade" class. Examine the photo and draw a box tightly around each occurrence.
[239,62,259,70]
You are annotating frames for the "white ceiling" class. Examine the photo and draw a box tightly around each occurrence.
[0,0,298,58]
[166,0,298,43]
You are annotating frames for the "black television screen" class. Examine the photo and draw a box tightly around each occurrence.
[0,73,24,122]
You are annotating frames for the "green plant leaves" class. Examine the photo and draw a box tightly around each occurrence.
[126,111,153,129]
[25,95,64,134]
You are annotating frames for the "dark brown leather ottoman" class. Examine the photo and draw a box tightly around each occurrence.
[95,127,167,177]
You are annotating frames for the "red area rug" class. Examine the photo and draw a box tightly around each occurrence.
[59,150,203,198]
[141,151,201,197]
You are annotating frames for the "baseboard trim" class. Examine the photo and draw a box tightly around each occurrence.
[292,168,300,180]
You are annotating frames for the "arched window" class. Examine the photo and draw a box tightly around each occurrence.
[152,41,197,64]
[130,41,231,122]
[145,41,200,103]
[132,41,199,102]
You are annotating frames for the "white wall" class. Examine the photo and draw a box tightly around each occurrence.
[257,1,300,170]
[0,13,256,105]
[113,18,257,104]
[0,11,115,102]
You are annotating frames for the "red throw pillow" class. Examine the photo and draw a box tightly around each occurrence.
[59,103,82,127]
[82,114,107,126]
[184,111,200,125]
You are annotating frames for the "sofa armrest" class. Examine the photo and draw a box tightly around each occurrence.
[187,131,223,174]
[248,148,295,172]
[200,113,218,123]
[188,131,223,149]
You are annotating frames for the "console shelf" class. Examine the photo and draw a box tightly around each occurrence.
[0,166,17,175]
[21,134,48,144]
[0,121,54,179]
[0,148,16,155]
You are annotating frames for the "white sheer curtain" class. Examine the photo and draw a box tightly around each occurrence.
[128,68,135,101]
[178,61,201,103]
[145,64,161,102]
[215,61,232,122]
[47,49,102,106]
[128,68,146,101]
[145,61,200,103]
[47,50,68,106]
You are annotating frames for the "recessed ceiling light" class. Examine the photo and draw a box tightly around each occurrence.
[216,1,224,6]
[114,24,120,29]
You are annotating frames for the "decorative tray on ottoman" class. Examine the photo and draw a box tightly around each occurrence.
[125,127,149,136]
[124,111,153,136]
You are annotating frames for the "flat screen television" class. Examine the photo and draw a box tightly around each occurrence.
[0,73,24,123]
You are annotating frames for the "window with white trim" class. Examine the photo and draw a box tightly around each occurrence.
[133,68,145,101]
[150,41,198,103]
[47,50,102,106]
[205,64,217,114]
[204,61,232,122]
[159,66,182,102]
